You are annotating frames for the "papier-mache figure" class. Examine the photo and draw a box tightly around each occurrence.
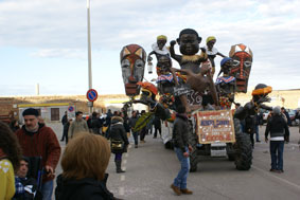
[148,35,170,75]
[204,36,225,76]
[120,44,147,97]
[215,57,236,109]
[228,44,253,93]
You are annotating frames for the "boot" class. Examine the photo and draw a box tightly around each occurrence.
[170,184,181,196]
[181,188,193,195]
[116,160,125,173]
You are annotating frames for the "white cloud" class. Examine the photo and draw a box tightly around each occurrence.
[0,0,300,94]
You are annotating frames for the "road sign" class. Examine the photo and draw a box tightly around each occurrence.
[86,89,98,102]
[68,106,74,112]
[87,101,93,107]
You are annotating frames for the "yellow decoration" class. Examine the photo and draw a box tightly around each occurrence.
[157,35,167,40]
[206,36,216,43]
[252,86,272,96]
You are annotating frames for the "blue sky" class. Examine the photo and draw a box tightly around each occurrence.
[1,0,300,96]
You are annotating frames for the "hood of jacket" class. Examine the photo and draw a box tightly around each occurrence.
[111,116,124,125]
[55,174,114,200]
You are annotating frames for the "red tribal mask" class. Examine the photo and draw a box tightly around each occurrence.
[120,44,146,96]
[229,44,253,93]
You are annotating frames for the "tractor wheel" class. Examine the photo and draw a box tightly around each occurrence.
[233,118,252,170]
[226,144,235,161]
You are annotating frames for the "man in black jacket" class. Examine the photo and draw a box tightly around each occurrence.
[170,105,193,196]
[265,106,290,173]
[60,111,68,141]
[90,112,103,134]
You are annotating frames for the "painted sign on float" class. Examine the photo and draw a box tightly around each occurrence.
[196,110,235,144]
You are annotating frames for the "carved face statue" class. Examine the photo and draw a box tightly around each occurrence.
[177,29,201,56]
[120,44,146,96]
[157,55,172,74]
[157,39,167,50]
[229,44,253,93]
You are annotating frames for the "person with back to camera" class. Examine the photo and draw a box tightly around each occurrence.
[108,113,129,173]
[0,121,22,200]
[265,106,290,173]
[55,134,122,200]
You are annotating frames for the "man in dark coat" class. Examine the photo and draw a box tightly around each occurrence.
[108,115,129,173]
[90,112,103,134]
[129,111,139,148]
[170,105,193,196]
[60,111,68,141]
[153,115,162,138]
[265,106,290,173]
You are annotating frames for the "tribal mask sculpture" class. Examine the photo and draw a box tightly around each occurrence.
[229,44,253,93]
[120,44,147,97]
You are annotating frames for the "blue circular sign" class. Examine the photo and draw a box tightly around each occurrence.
[86,89,98,102]
[68,106,74,112]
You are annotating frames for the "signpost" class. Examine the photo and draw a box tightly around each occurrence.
[196,110,235,144]
[86,89,98,114]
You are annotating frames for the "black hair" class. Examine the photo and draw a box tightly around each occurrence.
[75,111,83,116]
[92,112,97,117]
[177,105,186,114]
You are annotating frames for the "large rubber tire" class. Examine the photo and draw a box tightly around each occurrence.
[226,144,235,161]
[188,121,198,172]
[233,118,252,170]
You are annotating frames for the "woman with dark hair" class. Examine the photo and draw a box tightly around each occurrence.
[55,134,120,199]
[10,119,20,133]
[0,121,22,199]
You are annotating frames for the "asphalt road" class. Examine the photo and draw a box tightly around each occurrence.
[49,123,300,200]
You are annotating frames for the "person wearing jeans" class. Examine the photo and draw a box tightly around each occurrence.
[171,105,193,196]
[265,106,290,173]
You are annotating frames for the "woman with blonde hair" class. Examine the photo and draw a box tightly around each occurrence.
[55,133,120,200]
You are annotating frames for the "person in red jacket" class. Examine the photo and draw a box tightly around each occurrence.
[16,108,61,200]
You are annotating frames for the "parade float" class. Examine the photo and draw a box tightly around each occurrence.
[120,29,273,172]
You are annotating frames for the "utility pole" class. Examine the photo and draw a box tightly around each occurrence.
[87,0,93,114]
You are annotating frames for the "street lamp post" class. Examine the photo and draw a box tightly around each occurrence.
[87,0,93,114]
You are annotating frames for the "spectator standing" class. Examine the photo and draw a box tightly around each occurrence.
[170,105,193,196]
[129,111,139,148]
[108,115,129,173]
[60,111,68,142]
[140,110,147,143]
[63,119,72,145]
[90,112,103,134]
[153,115,162,138]
[265,107,290,173]
[0,121,22,200]
[255,113,261,143]
[55,134,118,200]
[68,111,89,139]
[281,107,291,126]
[16,108,61,200]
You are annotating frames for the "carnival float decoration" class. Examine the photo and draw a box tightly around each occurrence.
[119,29,273,172]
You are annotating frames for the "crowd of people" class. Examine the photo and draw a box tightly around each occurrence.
[1,105,299,199]
[1,107,163,199]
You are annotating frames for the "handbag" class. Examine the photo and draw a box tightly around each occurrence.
[111,140,124,151]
